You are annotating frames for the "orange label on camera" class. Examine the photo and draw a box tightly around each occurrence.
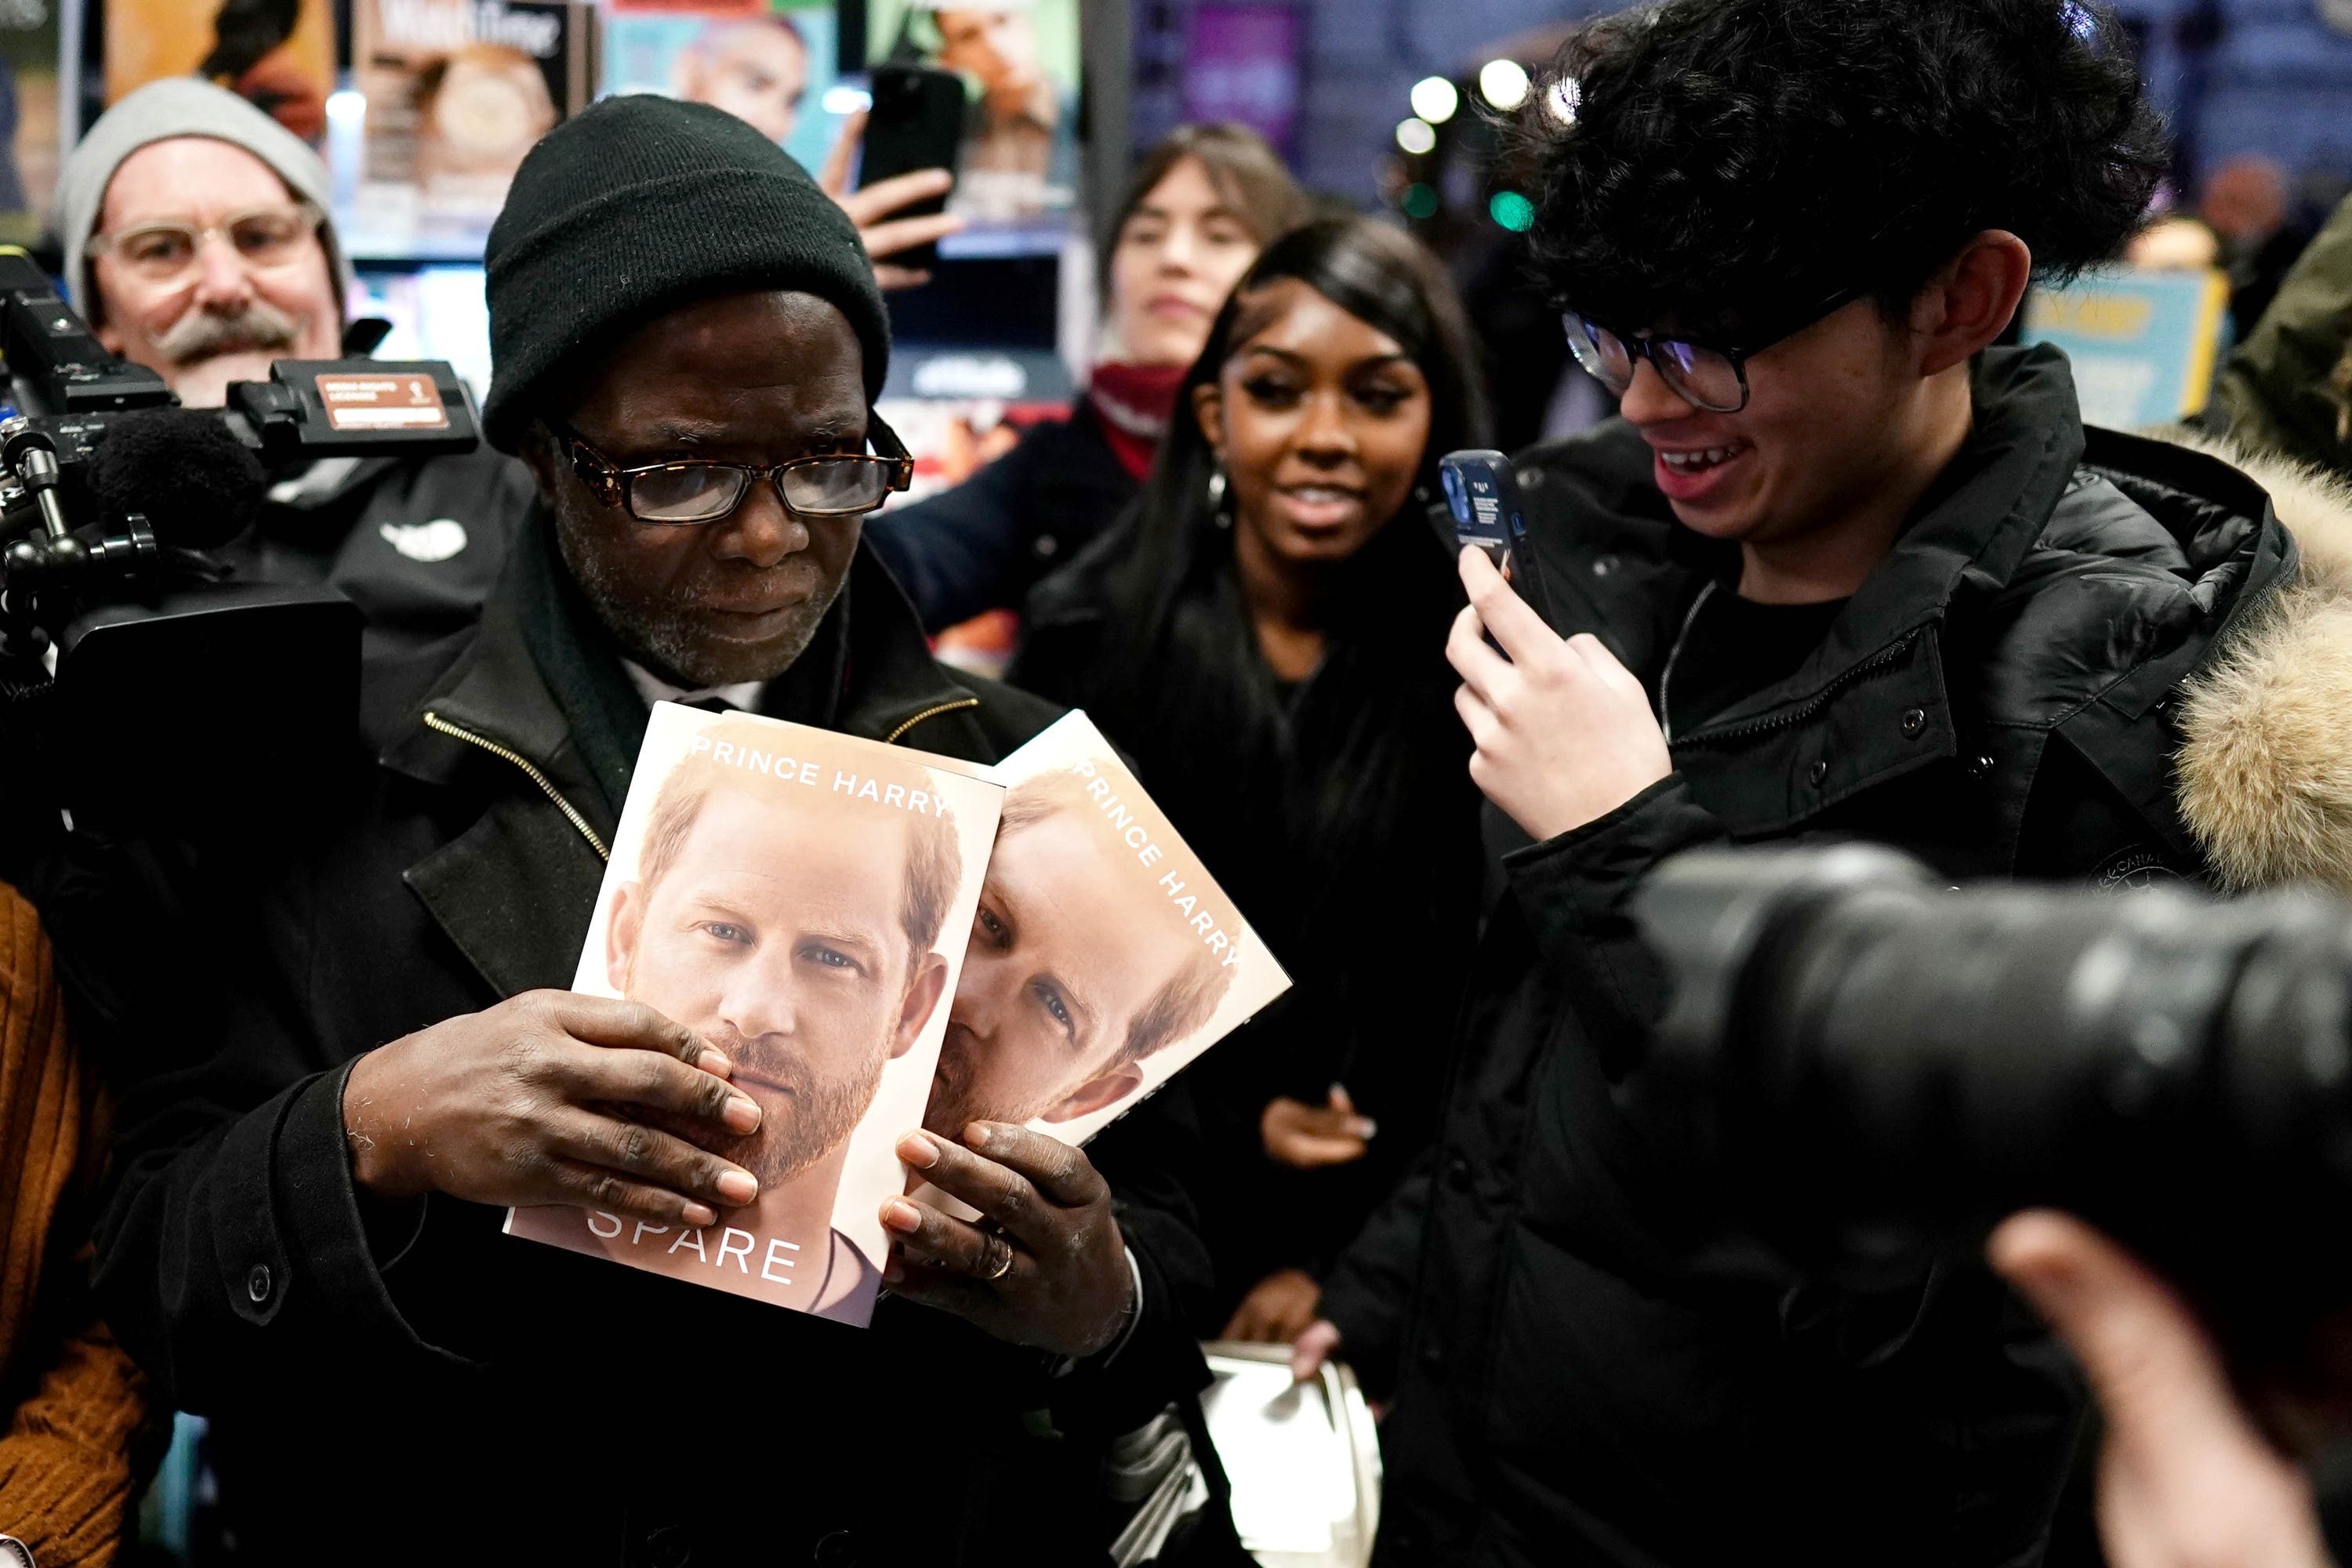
[314,372,448,431]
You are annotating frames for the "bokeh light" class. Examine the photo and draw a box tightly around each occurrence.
[1410,76,1461,125]
[1479,58,1531,111]
[1489,191,1536,231]
[1395,117,1438,157]
[1402,183,1441,220]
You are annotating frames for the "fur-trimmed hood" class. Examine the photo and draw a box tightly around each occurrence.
[2172,431,2352,891]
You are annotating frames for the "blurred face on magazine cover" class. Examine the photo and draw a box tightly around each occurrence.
[927,800,1206,1135]
[609,787,945,1188]
[935,8,1045,107]
[682,20,808,146]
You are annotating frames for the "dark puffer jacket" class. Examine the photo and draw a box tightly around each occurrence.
[1322,346,2298,1567]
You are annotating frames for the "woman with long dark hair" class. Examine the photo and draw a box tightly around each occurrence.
[1011,217,1490,1338]
[866,123,1309,633]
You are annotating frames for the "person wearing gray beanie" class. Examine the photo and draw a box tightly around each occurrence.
[54,77,352,409]
[51,76,539,660]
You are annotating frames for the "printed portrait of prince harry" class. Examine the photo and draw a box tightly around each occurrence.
[927,764,1233,1141]
[606,723,964,1320]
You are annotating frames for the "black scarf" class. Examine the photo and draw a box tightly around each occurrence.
[510,507,850,819]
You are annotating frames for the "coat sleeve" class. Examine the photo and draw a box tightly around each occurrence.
[67,838,459,1416]
[864,423,1056,633]
[93,1047,457,1415]
[1050,1086,1220,1436]
[1506,779,2086,1529]
[1314,1149,1434,1399]
[1499,775,1732,1073]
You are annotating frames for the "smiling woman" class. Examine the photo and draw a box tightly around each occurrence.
[1010,216,1492,1340]
[862,122,1310,632]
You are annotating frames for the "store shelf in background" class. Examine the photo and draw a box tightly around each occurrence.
[880,344,1073,405]
[936,216,1076,260]
[350,263,493,401]
[336,216,496,267]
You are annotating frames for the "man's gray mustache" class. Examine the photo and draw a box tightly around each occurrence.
[155,300,304,365]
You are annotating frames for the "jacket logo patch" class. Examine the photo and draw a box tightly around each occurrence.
[380,518,469,563]
[2095,844,2188,892]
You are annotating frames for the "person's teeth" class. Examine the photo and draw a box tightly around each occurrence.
[1663,445,1740,472]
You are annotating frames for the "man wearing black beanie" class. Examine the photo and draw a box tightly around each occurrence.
[78,96,1240,1566]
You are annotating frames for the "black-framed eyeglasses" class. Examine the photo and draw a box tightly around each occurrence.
[551,414,915,524]
[1563,285,1866,414]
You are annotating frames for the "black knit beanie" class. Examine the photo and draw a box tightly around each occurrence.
[481,95,890,452]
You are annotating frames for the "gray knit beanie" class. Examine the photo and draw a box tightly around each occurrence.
[56,78,352,324]
[481,94,889,452]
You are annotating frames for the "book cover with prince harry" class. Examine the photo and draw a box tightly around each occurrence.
[505,702,1002,1327]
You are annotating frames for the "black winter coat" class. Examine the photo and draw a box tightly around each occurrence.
[226,443,536,659]
[1321,347,2298,1567]
[863,400,1138,633]
[64,518,1235,1567]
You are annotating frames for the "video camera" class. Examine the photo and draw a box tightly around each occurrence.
[1635,844,2352,1418]
[0,248,481,837]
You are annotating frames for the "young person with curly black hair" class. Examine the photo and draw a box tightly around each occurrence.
[1294,2,2352,1564]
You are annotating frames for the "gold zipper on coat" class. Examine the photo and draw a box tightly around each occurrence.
[884,696,980,745]
[424,694,975,857]
[423,711,611,862]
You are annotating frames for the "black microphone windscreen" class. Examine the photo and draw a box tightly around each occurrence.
[89,408,268,551]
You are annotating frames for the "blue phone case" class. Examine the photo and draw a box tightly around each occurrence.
[1439,449,1554,622]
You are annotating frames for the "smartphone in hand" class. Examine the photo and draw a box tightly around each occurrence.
[1440,449,1555,624]
[860,64,964,274]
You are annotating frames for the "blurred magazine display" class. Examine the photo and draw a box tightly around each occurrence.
[506,702,1004,1327]
[873,392,1071,677]
[603,1,847,178]
[875,392,1070,506]
[924,711,1291,1152]
[105,0,335,140]
[352,0,596,235]
[0,0,58,244]
[867,0,1078,249]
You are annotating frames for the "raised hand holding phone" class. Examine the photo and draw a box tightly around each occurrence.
[819,91,966,289]
[845,64,966,281]
[1448,546,1670,844]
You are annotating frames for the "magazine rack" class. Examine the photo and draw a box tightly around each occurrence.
[1200,1341,1382,1568]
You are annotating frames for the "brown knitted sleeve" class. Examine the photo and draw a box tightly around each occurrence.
[0,885,157,1566]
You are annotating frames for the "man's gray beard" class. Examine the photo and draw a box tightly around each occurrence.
[154,296,302,365]
[731,1031,891,1188]
[554,503,844,688]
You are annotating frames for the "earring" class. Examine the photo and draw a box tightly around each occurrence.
[1207,463,1232,529]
